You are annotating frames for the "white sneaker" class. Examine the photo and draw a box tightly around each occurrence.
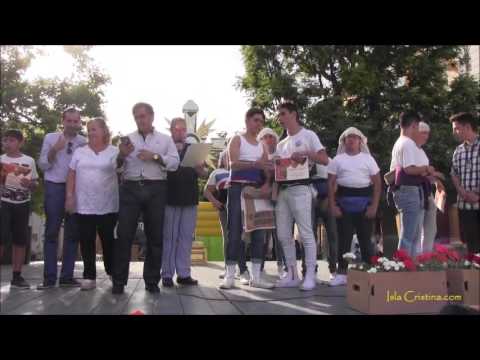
[219,265,236,289]
[300,266,317,291]
[81,279,96,291]
[239,270,251,285]
[219,271,226,279]
[328,274,347,287]
[277,265,287,279]
[249,263,274,289]
[276,265,301,288]
[250,278,275,289]
[219,277,235,289]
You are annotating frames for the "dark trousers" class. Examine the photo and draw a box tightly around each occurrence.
[261,229,286,271]
[43,181,79,283]
[219,208,247,273]
[113,181,167,286]
[1,201,30,247]
[77,213,118,280]
[337,211,373,274]
[301,197,338,274]
[226,183,265,264]
[458,209,480,253]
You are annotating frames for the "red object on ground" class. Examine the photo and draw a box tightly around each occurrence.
[130,310,144,315]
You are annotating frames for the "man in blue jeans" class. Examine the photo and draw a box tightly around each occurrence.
[390,111,436,257]
[37,107,87,289]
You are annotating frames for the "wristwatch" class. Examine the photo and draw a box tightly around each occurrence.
[153,154,160,161]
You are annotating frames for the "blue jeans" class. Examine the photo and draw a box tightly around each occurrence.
[226,183,265,265]
[43,181,80,283]
[219,209,247,273]
[393,185,425,257]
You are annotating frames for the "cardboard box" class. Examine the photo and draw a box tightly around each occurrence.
[446,269,480,307]
[191,241,207,264]
[347,270,448,314]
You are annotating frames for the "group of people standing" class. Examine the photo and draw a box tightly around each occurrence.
[0,101,478,294]
[1,103,204,293]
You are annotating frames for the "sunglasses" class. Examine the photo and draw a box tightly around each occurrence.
[67,142,73,155]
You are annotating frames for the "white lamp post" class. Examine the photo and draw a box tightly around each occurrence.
[182,100,199,134]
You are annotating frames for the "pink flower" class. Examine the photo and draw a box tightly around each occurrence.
[434,244,450,254]
[403,259,416,271]
[416,252,434,263]
[393,249,411,262]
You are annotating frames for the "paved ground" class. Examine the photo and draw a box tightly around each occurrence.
[0,261,361,315]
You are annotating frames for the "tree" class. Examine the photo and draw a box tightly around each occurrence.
[1,45,111,214]
[238,45,480,255]
[238,45,479,176]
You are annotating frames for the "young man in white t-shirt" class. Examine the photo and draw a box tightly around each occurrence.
[390,111,436,257]
[327,127,381,286]
[274,102,329,291]
[0,129,38,288]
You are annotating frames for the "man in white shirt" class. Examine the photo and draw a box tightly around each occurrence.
[113,102,180,294]
[390,111,436,257]
[274,102,329,291]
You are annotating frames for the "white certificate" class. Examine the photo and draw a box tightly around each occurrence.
[274,157,309,182]
[180,143,210,168]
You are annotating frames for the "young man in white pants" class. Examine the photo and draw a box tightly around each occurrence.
[274,102,329,291]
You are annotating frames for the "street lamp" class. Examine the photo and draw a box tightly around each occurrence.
[182,100,199,134]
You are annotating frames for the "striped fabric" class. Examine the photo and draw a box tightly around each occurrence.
[230,169,263,185]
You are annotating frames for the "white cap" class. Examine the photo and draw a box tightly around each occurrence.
[419,121,430,133]
[257,128,279,143]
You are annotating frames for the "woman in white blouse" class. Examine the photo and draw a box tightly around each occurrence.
[65,118,119,291]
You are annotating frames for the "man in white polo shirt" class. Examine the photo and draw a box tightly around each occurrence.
[390,111,436,257]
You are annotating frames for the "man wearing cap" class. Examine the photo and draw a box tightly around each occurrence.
[257,127,287,278]
[37,107,87,289]
[414,121,445,254]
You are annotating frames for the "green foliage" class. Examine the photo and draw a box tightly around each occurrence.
[1,45,110,214]
[238,45,480,198]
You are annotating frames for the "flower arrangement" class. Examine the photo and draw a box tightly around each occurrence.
[342,245,480,273]
[417,245,480,271]
[343,249,415,273]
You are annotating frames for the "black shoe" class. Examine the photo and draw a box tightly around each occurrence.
[162,278,174,288]
[11,276,30,289]
[176,276,198,286]
[37,281,56,290]
[145,283,160,293]
[59,278,82,288]
[112,284,124,295]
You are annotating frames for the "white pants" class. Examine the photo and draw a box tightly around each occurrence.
[275,185,317,268]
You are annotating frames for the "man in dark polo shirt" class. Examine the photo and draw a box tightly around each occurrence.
[161,118,208,287]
